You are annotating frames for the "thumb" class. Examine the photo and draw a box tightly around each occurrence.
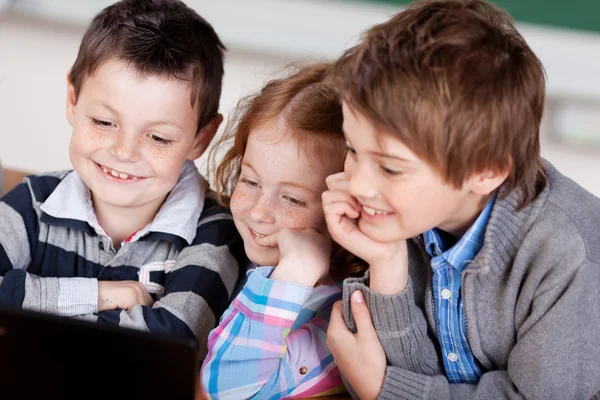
[350,290,377,338]
[254,231,280,248]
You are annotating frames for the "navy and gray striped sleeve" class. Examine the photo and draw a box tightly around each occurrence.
[95,210,246,356]
[0,181,40,306]
[0,179,99,314]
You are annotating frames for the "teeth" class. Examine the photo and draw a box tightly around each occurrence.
[363,206,390,216]
[100,164,134,180]
[363,206,377,216]
[252,229,265,238]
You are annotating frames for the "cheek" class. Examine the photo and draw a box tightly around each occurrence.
[230,186,254,217]
[148,143,187,162]
[142,143,191,181]
[278,207,325,232]
[70,126,105,155]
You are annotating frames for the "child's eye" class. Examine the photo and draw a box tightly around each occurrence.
[380,165,402,176]
[240,178,259,188]
[148,134,172,146]
[344,144,357,157]
[283,195,306,207]
[91,118,116,128]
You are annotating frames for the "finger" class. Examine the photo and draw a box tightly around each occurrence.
[324,203,360,246]
[349,290,377,339]
[254,230,280,247]
[141,289,154,307]
[323,200,360,221]
[322,190,360,212]
[325,172,348,190]
[327,300,346,333]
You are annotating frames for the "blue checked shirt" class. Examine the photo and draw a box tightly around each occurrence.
[423,197,495,383]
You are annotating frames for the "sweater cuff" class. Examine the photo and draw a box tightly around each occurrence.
[57,277,99,316]
[22,275,60,314]
[343,271,419,334]
[235,266,313,328]
[378,367,434,400]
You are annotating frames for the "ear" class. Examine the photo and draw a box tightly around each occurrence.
[467,165,509,196]
[187,114,223,161]
[65,71,77,127]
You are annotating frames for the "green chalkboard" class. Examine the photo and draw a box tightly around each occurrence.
[361,0,600,33]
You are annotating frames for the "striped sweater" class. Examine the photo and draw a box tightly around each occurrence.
[201,266,345,399]
[0,161,246,356]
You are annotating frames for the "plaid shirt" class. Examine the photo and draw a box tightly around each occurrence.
[201,267,345,399]
[423,197,495,383]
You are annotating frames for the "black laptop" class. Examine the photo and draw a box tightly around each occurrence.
[0,306,200,399]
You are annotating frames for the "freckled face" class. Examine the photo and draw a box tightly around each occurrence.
[230,123,340,266]
[66,59,201,212]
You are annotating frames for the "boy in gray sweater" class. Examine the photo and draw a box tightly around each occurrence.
[322,0,600,399]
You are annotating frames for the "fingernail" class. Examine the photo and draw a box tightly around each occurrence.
[352,291,364,303]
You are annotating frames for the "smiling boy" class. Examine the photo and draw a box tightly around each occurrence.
[0,0,245,356]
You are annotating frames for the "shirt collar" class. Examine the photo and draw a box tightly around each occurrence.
[40,160,205,245]
[424,195,496,271]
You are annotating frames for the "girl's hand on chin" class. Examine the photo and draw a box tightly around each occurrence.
[257,228,332,287]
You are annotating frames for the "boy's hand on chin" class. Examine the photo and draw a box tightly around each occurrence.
[97,281,154,312]
[258,228,332,288]
[323,173,409,293]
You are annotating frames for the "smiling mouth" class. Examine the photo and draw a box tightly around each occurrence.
[249,228,267,239]
[95,162,144,181]
[361,205,393,216]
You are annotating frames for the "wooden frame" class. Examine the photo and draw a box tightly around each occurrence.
[2,168,30,194]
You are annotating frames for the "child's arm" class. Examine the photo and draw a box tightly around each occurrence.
[201,267,344,400]
[340,258,600,400]
[0,181,99,315]
[93,211,244,354]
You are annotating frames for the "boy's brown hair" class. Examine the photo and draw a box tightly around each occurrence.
[334,0,547,208]
[211,63,367,280]
[69,0,225,132]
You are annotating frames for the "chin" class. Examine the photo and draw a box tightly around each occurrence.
[358,220,408,243]
[245,245,279,267]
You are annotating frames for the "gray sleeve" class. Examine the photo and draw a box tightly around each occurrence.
[19,275,98,315]
[1,188,99,314]
[348,259,600,400]
[343,276,441,375]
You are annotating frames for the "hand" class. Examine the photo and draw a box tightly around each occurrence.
[327,291,386,400]
[97,281,154,312]
[256,228,332,287]
[323,173,409,294]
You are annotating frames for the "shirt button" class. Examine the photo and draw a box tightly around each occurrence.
[441,289,452,300]
[447,353,459,362]
[299,366,308,375]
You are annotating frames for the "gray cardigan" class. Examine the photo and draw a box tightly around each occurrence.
[342,162,600,399]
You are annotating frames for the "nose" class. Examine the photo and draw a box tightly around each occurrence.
[109,131,141,163]
[346,161,378,200]
[249,193,275,224]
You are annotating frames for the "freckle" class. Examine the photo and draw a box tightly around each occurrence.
[280,208,313,229]
[230,188,251,212]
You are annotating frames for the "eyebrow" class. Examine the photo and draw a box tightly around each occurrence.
[241,162,316,194]
[343,133,414,164]
[92,101,184,131]
[369,151,414,164]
